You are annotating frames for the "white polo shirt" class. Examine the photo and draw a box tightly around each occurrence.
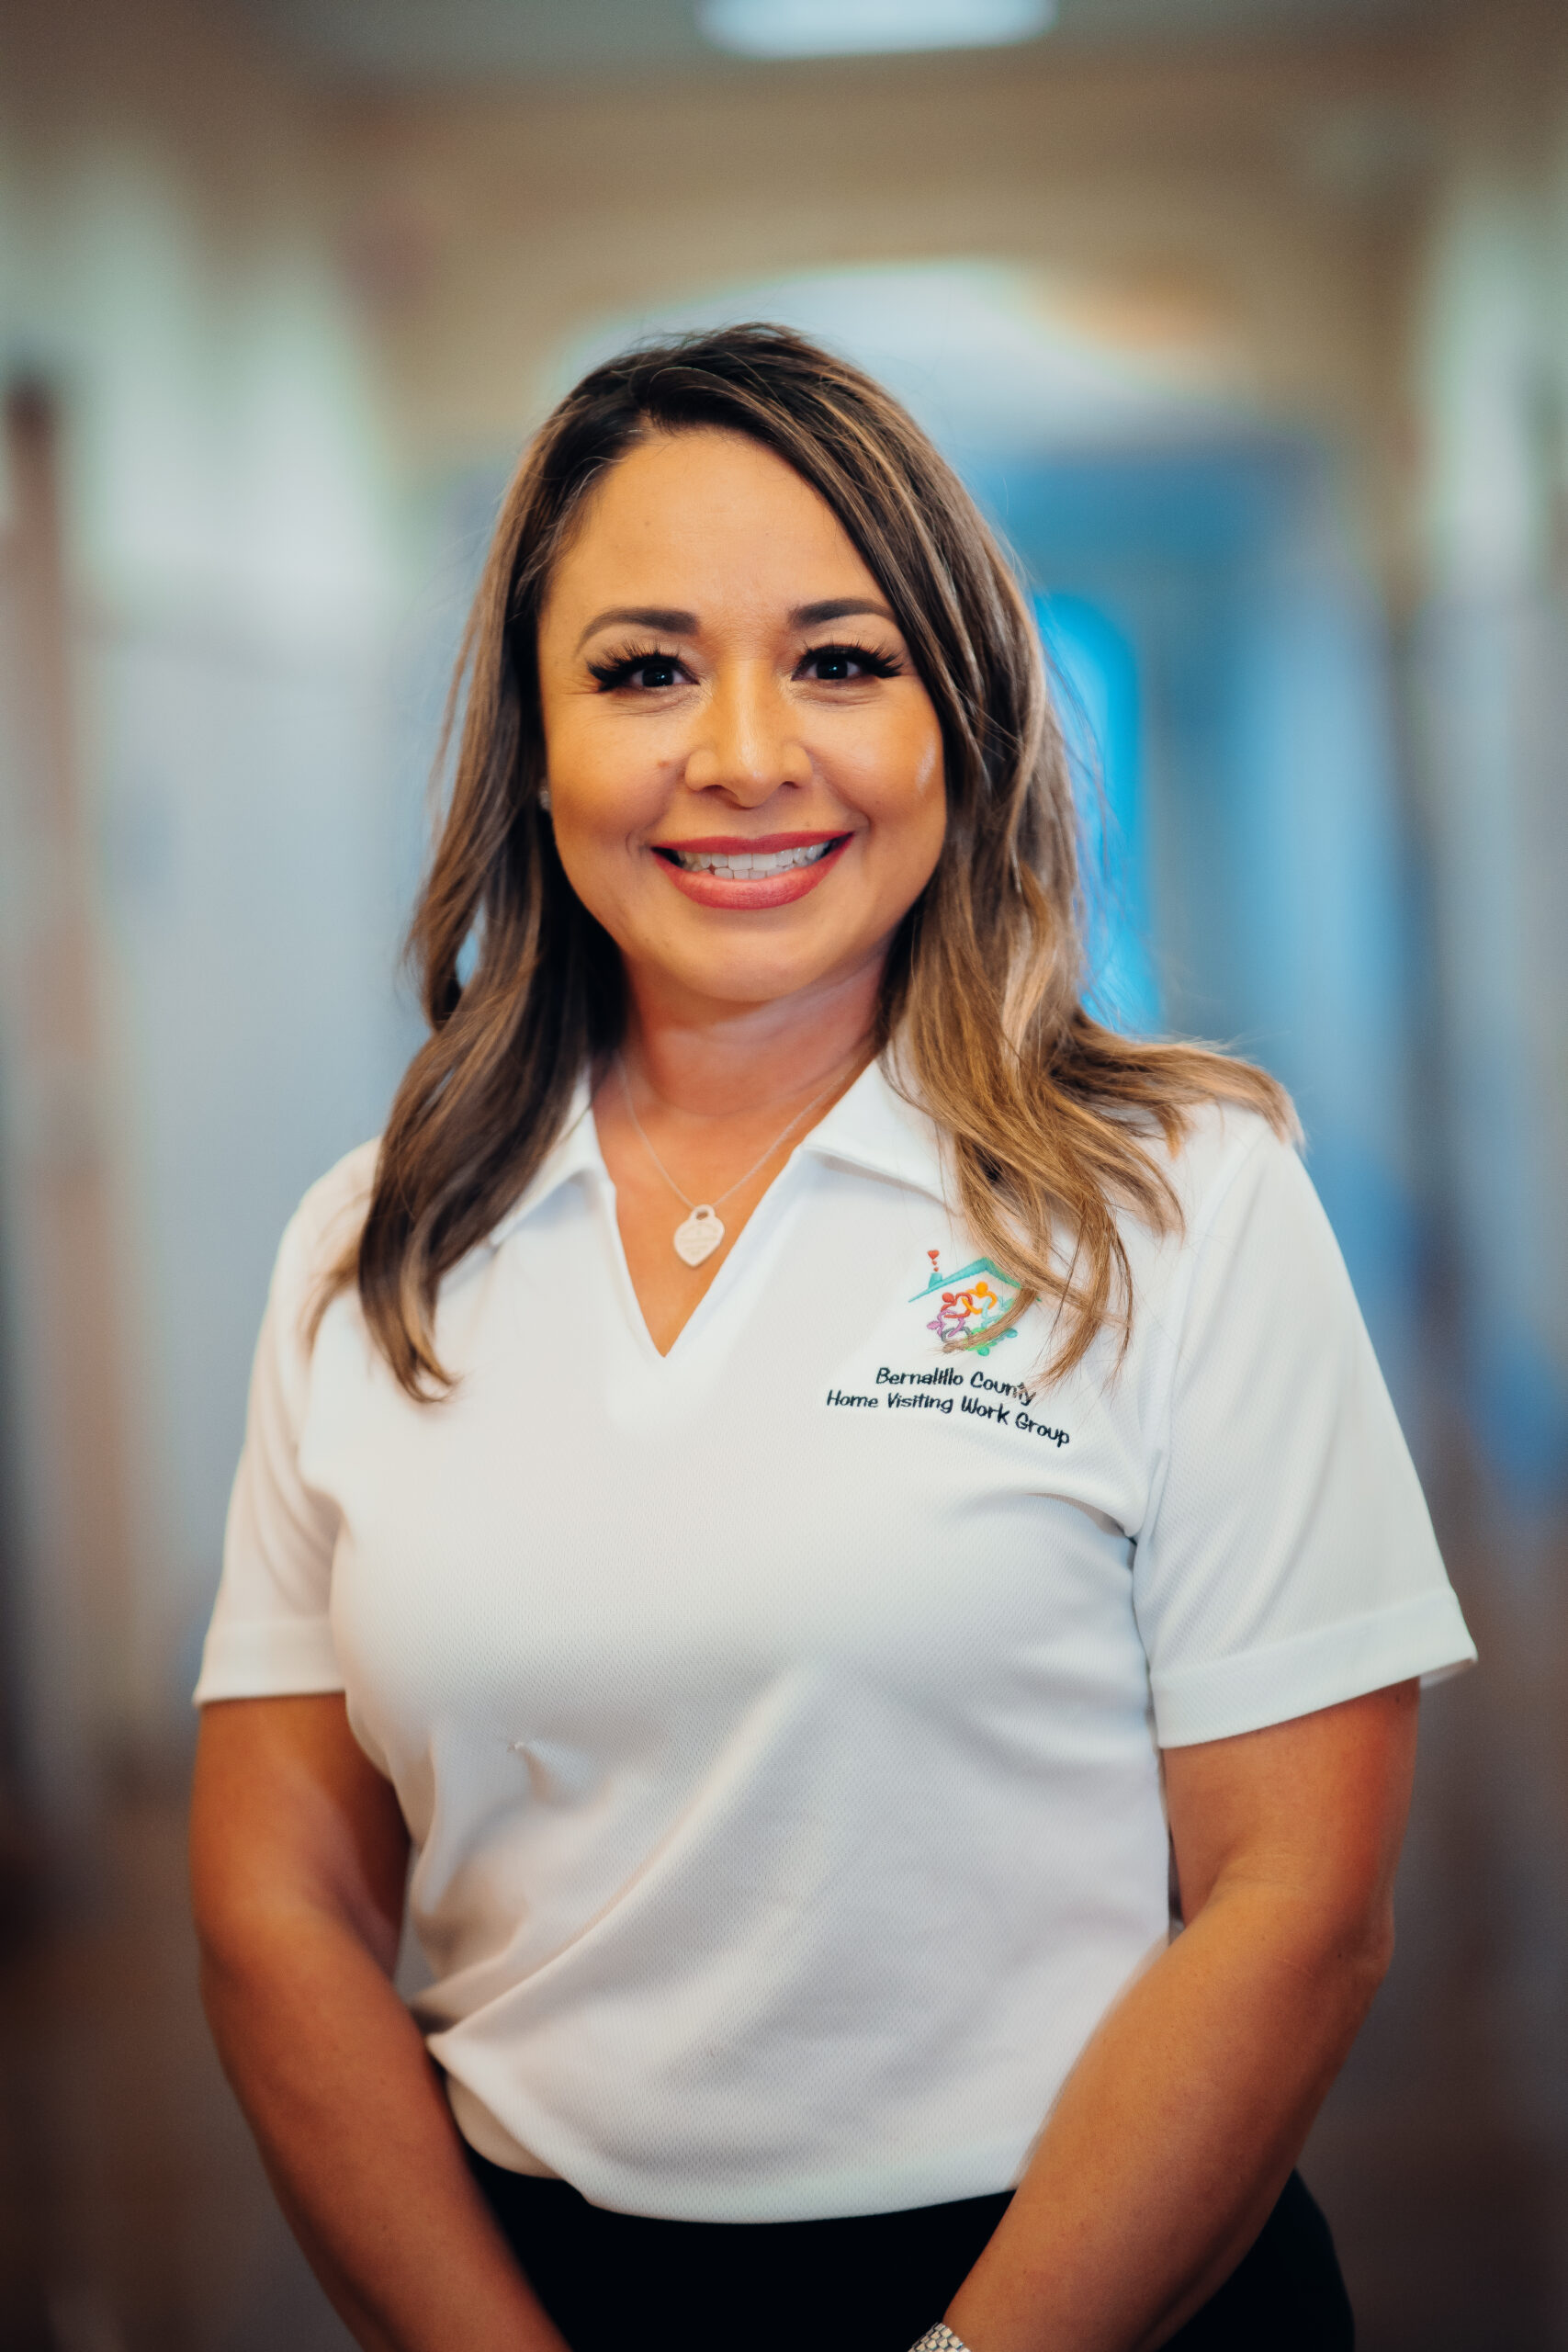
[196,1061,1474,2223]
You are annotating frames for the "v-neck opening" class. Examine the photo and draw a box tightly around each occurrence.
[590,1102,810,1367]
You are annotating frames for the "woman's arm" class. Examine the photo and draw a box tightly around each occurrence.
[189,1695,569,2352]
[943,1679,1418,2352]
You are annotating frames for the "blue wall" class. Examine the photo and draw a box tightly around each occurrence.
[974,444,1428,1422]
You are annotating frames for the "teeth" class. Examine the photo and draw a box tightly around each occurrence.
[668,841,837,878]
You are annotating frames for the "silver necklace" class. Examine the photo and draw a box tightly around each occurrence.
[616,1054,847,1267]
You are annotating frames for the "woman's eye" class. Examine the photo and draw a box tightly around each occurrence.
[589,650,687,692]
[799,642,898,683]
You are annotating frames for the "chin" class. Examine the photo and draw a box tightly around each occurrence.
[652,930,852,1005]
[621,899,893,1011]
[682,958,832,1008]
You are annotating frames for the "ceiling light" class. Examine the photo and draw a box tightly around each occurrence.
[698,0,1056,61]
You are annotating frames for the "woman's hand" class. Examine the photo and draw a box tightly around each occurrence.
[942,1679,1419,2352]
[190,1694,570,2352]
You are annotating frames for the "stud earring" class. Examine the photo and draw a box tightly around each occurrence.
[538,784,552,812]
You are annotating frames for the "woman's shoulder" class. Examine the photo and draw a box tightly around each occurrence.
[1121,1096,1301,1267]
[1170,1095,1291,1198]
[1123,1095,1306,1298]
[274,1137,381,1297]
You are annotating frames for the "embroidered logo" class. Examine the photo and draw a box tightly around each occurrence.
[909,1249,1021,1356]
[828,1250,1067,1442]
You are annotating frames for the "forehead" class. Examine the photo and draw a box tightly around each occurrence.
[545,427,881,619]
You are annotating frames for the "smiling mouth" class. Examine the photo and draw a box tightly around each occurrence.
[655,839,845,880]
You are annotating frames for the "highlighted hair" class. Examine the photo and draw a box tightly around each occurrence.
[331,324,1292,1396]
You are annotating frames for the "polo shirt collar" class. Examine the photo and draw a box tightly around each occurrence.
[485,1055,948,1250]
[486,1078,602,1249]
[795,1056,949,1206]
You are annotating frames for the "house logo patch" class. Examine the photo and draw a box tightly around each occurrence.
[822,1250,1071,1446]
[909,1248,1020,1355]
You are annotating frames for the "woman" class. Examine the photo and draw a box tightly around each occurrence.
[190,325,1474,2352]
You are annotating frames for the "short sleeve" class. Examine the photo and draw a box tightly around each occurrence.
[192,1159,371,1704]
[1133,1128,1475,1747]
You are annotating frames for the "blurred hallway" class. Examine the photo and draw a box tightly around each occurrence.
[3,0,1566,2344]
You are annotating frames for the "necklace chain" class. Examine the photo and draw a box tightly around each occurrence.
[615,1054,847,1216]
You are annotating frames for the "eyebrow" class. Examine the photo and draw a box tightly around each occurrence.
[789,598,897,629]
[574,605,696,653]
[572,595,898,655]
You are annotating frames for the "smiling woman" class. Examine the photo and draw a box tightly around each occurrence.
[327,332,1288,1394]
[533,424,948,1341]
[188,327,1474,2352]
[541,433,943,969]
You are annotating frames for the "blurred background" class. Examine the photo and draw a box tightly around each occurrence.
[1,0,1565,2344]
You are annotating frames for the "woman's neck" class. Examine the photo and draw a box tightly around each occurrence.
[599,952,886,1356]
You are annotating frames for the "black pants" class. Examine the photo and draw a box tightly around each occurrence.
[468,2154,1352,2352]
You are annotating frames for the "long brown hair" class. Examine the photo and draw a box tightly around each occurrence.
[341,323,1292,1396]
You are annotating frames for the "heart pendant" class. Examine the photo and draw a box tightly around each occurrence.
[673,1206,724,1267]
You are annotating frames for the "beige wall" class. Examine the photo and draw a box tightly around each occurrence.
[1406,8,1568,1455]
[1,0,407,1781]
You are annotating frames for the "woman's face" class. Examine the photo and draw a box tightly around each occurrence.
[536,427,946,1017]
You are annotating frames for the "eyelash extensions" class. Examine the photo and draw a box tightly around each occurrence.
[586,640,905,692]
[804,641,903,682]
[586,645,685,690]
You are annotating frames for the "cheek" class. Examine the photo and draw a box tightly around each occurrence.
[853,709,945,848]
[547,712,672,841]
[908,724,944,806]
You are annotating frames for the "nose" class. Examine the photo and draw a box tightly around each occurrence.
[682,662,811,804]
